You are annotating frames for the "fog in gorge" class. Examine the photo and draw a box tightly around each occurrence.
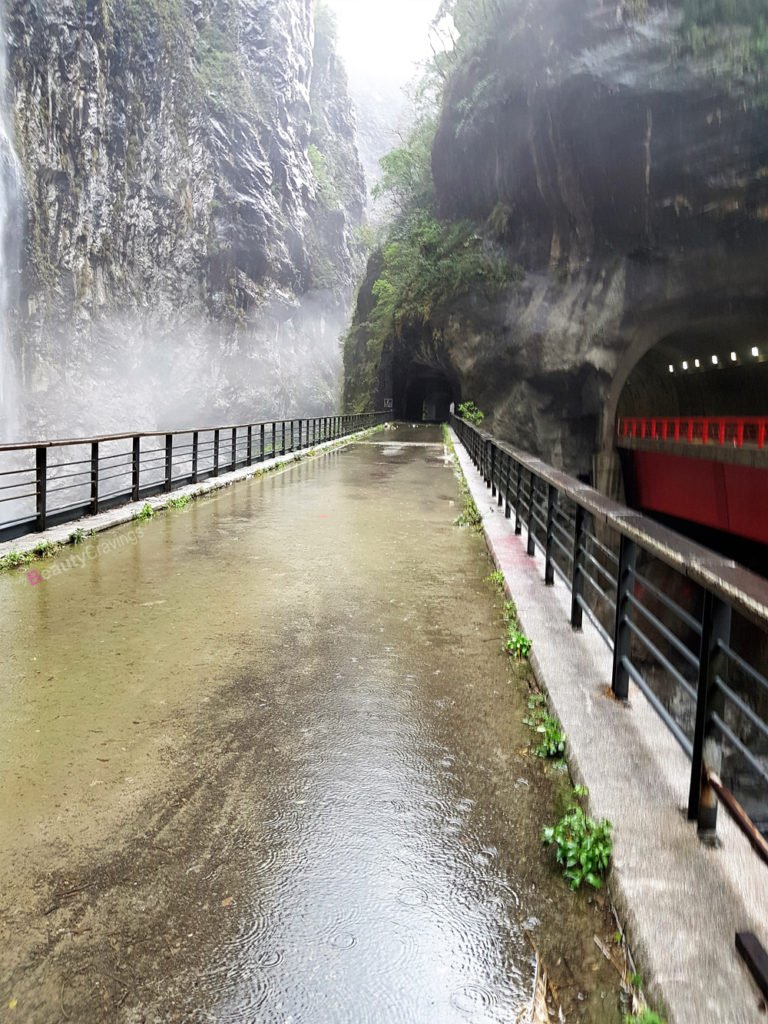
[0,0,432,443]
[325,0,437,206]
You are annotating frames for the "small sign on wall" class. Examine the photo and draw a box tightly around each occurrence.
[383,399,394,411]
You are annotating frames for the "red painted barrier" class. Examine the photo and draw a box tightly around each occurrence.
[618,417,768,449]
[625,449,768,545]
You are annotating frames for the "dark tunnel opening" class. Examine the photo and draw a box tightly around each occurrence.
[397,365,459,423]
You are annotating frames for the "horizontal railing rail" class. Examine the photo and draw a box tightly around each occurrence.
[452,413,768,861]
[0,413,386,543]
[619,416,768,449]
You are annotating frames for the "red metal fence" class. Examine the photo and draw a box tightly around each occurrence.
[618,417,768,449]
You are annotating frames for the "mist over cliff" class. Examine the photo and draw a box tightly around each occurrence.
[5,0,367,440]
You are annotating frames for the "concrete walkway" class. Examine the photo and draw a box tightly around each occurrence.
[452,428,768,1024]
[0,424,623,1023]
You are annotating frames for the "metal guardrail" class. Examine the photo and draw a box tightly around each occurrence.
[452,414,768,860]
[619,416,768,448]
[0,413,385,543]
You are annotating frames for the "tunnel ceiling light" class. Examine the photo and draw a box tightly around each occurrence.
[682,360,689,370]
[669,364,674,373]
[694,358,701,368]
[753,346,760,357]
[712,355,719,365]
[731,351,738,362]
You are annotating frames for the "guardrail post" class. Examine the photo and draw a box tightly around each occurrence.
[35,446,47,531]
[545,484,557,586]
[571,506,586,629]
[213,429,220,477]
[192,432,199,483]
[515,463,523,536]
[611,536,638,700]
[503,452,510,515]
[90,441,99,515]
[132,436,141,501]
[688,593,732,839]
[281,422,286,456]
[259,424,266,463]
[165,434,173,493]
[490,444,497,495]
[526,473,536,556]
[247,426,253,466]
[231,428,237,471]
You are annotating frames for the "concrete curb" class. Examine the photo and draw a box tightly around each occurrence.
[449,428,768,1024]
[0,426,385,563]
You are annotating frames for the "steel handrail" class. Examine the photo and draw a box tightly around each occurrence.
[451,412,768,862]
[0,413,386,543]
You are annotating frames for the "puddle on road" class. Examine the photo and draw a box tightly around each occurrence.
[0,425,622,1023]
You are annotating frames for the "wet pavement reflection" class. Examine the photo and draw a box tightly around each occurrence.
[0,425,620,1022]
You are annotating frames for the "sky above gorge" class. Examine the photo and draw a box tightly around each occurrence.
[325,0,439,89]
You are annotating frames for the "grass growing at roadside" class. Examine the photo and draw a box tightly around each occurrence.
[503,594,532,661]
[0,550,35,570]
[542,788,613,891]
[625,1013,666,1024]
[456,492,482,530]
[133,502,155,521]
[524,693,566,758]
[167,494,191,510]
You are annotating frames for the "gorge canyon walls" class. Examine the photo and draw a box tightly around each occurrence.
[6,0,366,439]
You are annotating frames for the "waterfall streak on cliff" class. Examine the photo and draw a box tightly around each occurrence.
[0,11,21,438]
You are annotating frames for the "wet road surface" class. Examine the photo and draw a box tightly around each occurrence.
[0,425,621,1022]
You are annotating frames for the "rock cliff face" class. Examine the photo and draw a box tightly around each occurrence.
[8,0,366,437]
[345,0,768,485]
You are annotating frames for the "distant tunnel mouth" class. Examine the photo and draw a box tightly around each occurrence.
[399,367,458,423]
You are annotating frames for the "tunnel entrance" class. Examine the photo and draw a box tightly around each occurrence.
[397,365,458,423]
[611,315,768,566]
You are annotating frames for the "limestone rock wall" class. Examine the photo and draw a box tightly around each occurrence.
[8,0,366,437]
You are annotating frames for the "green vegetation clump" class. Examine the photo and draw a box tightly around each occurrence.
[458,401,485,426]
[167,494,192,510]
[484,570,505,588]
[32,540,56,558]
[308,144,341,209]
[69,528,87,545]
[457,493,483,530]
[0,550,34,570]
[133,502,155,522]
[506,627,532,660]
[524,695,566,758]
[502,592,532,660]
[624,1012,667,1024]
[542,798,613,891]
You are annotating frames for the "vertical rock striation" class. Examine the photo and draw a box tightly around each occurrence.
[8,0,366,437]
